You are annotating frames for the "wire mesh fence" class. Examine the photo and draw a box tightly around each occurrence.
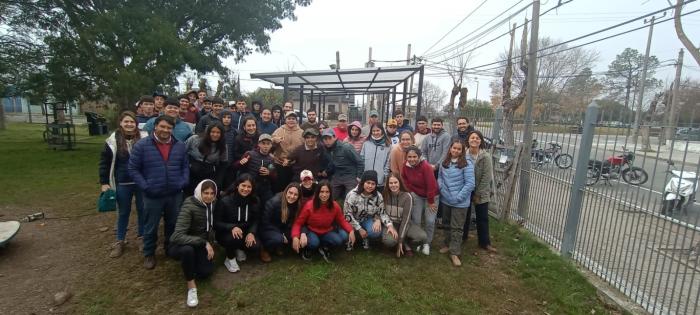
[449,104,700,315]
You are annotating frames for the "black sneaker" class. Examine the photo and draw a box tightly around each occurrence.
[318,247,331,263]
[300,248,312,261]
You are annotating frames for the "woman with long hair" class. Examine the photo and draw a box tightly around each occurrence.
[184,122,227,196]
[344,170,397,251]
[98,111,147,258]
[344,121,365,153]
[381,173,427,258]
[360,124,392,191]
[389,131,414,176]
[437,140,475,266]
[232,116,259,162]
[168,179,217,308]
[464,130,497,253]
[214,174,260,272]
[291,180,356,262]
[401,146,439,256]
[259,183,302,262]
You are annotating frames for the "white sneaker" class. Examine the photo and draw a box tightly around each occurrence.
[235,249,247,262]
[362,238,370,250]
[187,288,198,307]
[224,257,240,273]
[421,244,430,256]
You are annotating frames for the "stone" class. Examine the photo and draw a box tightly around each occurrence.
[53,291,71,306]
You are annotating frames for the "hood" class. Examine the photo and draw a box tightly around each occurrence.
[283,124,301,132]
[194,179,218,204]
[349,121,362,129]
[193,179,217,232]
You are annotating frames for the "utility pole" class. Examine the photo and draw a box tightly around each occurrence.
[474,79,480,106]
[0,97,5,130]
[516,0,540,219]
[401,44,411,114]
[336,51,340,70]
[666,48,684,145]
[633,13,664,142]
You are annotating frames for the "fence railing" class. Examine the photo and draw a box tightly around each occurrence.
[453,103,700,315]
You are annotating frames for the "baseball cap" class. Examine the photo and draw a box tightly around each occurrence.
[303,128,320,137]
[258,134,272,142]
[300,170,314,181]
[138,95,154,106]
[165,97,179,106]
[337,113,348,121]
[387,118,398,127]
[285,111,298,118]
[369,110,379,117]
[321,129,335,138]
[152,91,167,98]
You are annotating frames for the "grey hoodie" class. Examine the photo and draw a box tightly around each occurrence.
[420,128,452,168]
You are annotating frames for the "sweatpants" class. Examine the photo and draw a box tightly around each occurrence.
[381,220,427,248]
[167,244,213,281]
[410,193,440,244]
[216,231,260,259]
[441,205,469,256]
[463,202,491,248]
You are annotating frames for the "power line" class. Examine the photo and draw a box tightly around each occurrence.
[420,0,490,56]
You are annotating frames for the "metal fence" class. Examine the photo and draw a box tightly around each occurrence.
[452,103,700,315]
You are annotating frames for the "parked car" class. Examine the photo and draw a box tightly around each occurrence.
[676,128,700,141]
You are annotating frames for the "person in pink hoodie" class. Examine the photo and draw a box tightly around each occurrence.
[344,121,366,154]
[401,146,439,256]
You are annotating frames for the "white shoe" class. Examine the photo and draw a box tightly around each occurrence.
[421,244,430,256]
[224,257,240,273]
[187,288,198,307]
[235,249,247,262]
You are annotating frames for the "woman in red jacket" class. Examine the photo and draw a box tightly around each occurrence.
[291,180,356,262]
[401,146,439,256]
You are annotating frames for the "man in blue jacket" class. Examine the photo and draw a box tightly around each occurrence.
[128,115,189,270]
[143,97,193,142]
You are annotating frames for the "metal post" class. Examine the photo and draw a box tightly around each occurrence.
[561,101,599,258]
[283,76,289,103]
[322,95,326,121]
[310,90,314,123]
[516,0,540,218]
[27,99,33,124]
[666,49,683,145]
[391,88,397,119]
[493,107,503,143]
[633,14,662,142]
[415,65,424,120]
[298,86,304,124]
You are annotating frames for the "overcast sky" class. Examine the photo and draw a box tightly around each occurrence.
[217,0,700,103]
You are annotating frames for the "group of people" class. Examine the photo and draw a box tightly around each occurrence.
[98,90,494,307]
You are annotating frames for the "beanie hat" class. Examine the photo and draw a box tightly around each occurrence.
[360,170,378,184]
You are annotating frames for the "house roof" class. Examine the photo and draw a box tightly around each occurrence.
[250,65,422,95]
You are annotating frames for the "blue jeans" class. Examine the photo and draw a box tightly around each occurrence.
[142,192,182,257]
[305,227,348,250]
[115,184,144,241]
[360,218,382,239]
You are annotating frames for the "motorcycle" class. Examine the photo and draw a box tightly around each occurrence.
[586,146,648,186]
[661,161,698,216]
[530,139,573,169]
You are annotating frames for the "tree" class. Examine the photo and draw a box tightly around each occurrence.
[560,68,603,114]
[1,0,311,110]
[246,87,283,108]
[445,49,472,115]
[673,0,700,67]
[603,48,661,111]
[419,81,448,117]
[501,21,529,147]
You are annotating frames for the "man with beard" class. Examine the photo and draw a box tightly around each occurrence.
[288,128,331,181]
[300,108,319,132]
[321,129,363,200]
[453,116,475,144]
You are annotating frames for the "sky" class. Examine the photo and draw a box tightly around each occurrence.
[214,0,700,104]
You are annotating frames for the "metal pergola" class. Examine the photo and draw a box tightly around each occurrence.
[250,65,425,123]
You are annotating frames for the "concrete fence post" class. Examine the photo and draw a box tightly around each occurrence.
[561,101,598,258]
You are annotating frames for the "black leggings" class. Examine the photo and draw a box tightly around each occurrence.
[463,202,491,247]
[216,231,260,259]
[167,244,214,281]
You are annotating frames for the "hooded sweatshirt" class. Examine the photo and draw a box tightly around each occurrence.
[389,144,408,177]
[384,191,413,242]
[360,137,391,187]
[344,121,366,153]
[343,189,393,231]
[420,128,452,167]
[271,123,304,161]
[401,159,439,204]
[170,180,217,246]
[214,190,260,235]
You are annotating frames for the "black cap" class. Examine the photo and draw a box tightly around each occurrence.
[165,97,179,106]
[360,170,378,184]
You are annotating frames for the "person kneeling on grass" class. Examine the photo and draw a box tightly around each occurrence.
[214,174,261,272]
[259,183,302,262]
[291,181,356,262]
[168,179,217,308]
[381,173,427,258]
[343,170,397,250]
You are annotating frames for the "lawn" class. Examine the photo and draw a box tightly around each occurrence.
[0,122,623,314]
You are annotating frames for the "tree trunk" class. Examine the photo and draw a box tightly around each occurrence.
[0,99,6,130]
[448,85,459,116]
[641,92,663,151]
[458,87,468,111]
[675,0,700,67]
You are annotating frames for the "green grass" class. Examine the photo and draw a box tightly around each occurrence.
[0,122,622,314]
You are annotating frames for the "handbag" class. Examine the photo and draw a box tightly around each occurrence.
[98,189,117,212]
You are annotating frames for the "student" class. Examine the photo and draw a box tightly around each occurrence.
[143,97,193,142]
[332,114,349,141]
[271,105,283,127]
[389,131,414,177]
[288,128,330,181]
[343,170,397,250]
[195,90,208,111]
[152,92,167,114]
[344,121,365,154]
[437,140,475,266]
[251,100,263,121]
[271,111,304,192]
[291,181,356,262]
[234,134,276,203]
[385,119,400,145]
[221,110,237,191]
[413,116,431,148]
[300,108,319,131]
[360,124,391,191]
[259,183,302,262]
[232,98,249,131]
[178,94,199,124]
[184,123,227,196]
[99,111,147,258]
[381,173,427,258]
[453,116,475,144]
[401,146,439,256]
[232,116,259,162]
[361,110,379,137]
[214,174,261,272]
[420,118,451,174]
[135,95,157,125]
[394,110,413,134]
[298,170,318,206]
[199,96,213,119]
[321,129,363,200]
[258,108,278,136]
[168,179,217,308]
[464,130,497,253]
[195,97,225,134]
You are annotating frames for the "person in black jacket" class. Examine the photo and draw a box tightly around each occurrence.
[259,183,301,262]
[168,179,217,308]
[214,174,260,273]
[184,123,227,197]
[232,116,259,162]
[233,134,276,203]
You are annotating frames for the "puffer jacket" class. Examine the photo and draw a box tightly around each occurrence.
[143,116,192,142]
[360,139,391,187]
[99,130,147,188]
[233,131,259,162]
[170,180,217,246]
[420,128,452,167]
[128,136,189,198]
[214,191,260,235]
[195,112,222,134]
[343,189,393,231]
[260,193,299,234]
[438,160,475,208]
[325,140,363,179]
[468,149,494,205]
